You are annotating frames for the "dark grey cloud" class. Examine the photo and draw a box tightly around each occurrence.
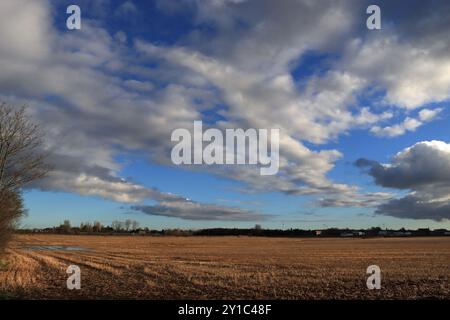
[131,201,267,221]
[380,0,450,49]
[356,141,450,189]
[355,158,378,168]
[376,194,450,221]
[318,192,392,208]
[357,141,450,221]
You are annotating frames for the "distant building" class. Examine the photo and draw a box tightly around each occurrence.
[392,231,411,237]
[340,232,354,237]
[315,230,322,236]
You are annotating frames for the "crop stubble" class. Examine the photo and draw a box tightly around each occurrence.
[0,235,448,299]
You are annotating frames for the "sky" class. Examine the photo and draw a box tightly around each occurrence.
[1,0,450,230]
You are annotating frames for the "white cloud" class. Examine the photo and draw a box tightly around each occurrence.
[419,108,443,122]
[371,108,442,137]
[341,36,450,109]
[0,0,51,61]
[115,1,138,17]
[114,31,128,44]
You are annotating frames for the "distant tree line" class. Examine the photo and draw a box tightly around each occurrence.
[192,227,449,237]
[17,224,450,237]
[39,219,144,235]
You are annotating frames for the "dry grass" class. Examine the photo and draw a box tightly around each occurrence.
[0,235,449,299]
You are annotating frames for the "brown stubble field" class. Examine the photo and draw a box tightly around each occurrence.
[0,235,449,299]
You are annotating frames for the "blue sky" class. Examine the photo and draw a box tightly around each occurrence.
[2,0,450,229]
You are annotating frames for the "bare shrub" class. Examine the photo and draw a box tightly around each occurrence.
[0,190,25,254]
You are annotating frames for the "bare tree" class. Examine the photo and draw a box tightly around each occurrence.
[0,103,48,252]
[112,220,123,232]
[131,220,139,231]
[0,104,48,193]
[93,221,103,233]
[61,220,72,234]
[80,221,92,233]
[125,219,132,231]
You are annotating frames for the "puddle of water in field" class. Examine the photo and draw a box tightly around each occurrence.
[25,245,89,252]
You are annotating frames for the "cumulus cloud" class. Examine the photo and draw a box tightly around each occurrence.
[356,141,450,189]
[357,141,450,220]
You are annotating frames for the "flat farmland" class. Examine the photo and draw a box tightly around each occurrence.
[0,235,449,299]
